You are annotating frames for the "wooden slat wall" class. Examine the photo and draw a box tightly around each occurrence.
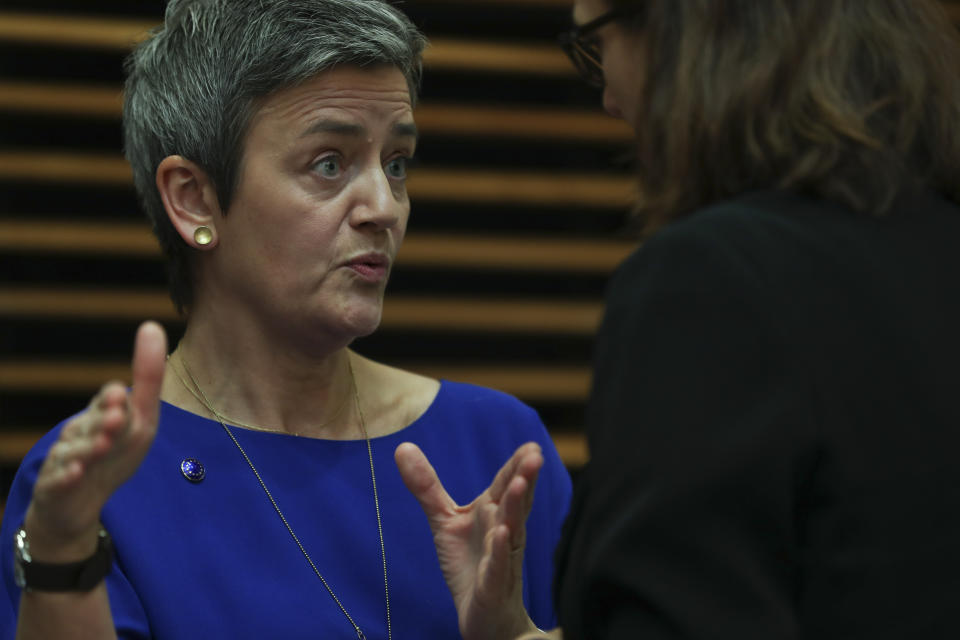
[0,0,634,500]
[2,0,959,506]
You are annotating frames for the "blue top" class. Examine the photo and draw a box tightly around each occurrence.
[1,381,572,639]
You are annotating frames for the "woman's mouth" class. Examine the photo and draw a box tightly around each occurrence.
[345,253,389,282]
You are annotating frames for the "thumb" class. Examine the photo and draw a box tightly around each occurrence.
[130,321,167,427]
[395,442,455,522]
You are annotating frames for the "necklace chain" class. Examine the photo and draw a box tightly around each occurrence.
[171,352,391,640]
[168,357,352,437]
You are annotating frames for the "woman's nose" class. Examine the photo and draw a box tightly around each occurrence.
[350,167,403,230]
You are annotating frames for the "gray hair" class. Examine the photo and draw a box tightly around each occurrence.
[123,0,427,313]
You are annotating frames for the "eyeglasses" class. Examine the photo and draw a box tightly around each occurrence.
[559,7,638,88]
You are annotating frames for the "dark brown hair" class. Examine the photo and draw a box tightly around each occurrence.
[610,0,960,235]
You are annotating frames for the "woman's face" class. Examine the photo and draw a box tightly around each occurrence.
[573,0,644,125]
[205,65,416,342]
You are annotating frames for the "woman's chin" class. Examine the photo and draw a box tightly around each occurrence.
[350,317,382,339]
[294,297,384,345]
[339,306,383,339]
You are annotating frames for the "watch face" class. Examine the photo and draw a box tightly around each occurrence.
[13,528,28,589]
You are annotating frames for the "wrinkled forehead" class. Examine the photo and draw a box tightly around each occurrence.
[250,65,415,132]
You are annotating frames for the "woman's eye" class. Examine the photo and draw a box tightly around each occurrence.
[385,157,408,180]
[313,156,342,178]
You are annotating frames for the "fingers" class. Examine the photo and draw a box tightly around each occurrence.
[40,439,99,486]
[476,523,512,602]
[498,476,530,548]
[482,446,543,591]
[35,443,84,491]
[491,446,542,562]
[130,321,167,430]
[40,385,128,487]
[520,450,543,518]
[34,321,166,498]
[488,442,542,503]
[395,442,455,520]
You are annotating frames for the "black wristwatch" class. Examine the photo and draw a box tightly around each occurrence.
[13,525,113,592]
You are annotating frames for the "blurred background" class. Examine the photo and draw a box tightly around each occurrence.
[0,0,638,512]
[3,0,957,515]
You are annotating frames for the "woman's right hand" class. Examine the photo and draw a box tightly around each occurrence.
[22,321,167,560]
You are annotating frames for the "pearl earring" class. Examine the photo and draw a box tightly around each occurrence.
[194,226,213,246]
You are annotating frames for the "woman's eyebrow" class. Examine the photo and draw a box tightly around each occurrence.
[301,119,365,138]
[393,121,419,141]
[299,119,418,142]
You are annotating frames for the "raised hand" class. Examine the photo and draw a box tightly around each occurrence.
[395,441,544,640]
[23,321,167,559]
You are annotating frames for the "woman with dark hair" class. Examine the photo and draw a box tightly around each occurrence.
[513,0,960,637]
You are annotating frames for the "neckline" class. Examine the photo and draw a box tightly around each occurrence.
[159,379,448,443]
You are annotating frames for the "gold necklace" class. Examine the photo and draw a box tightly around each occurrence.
[173,352,391,640]
[166,354,351,437]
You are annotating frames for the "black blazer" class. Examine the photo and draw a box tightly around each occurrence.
[555,190,960,639]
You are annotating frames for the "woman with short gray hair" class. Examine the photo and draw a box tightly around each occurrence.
[0,1,571,638]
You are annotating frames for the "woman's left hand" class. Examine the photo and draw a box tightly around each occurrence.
[395,441,544,640]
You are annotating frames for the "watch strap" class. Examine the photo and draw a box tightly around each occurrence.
[14,526,113,592]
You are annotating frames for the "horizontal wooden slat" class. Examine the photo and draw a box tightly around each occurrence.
[0,361,592,401]
[0,81,122,117]
[426,39,571,75]
[0,288,176,319]
[0,220,157,255]
[398,233,636,271]
[0,362,135,390]
[0,289,606,333]
[552,431,588,467]
[0,220,636,271]
[0,152,635,207]
[0,81,630,142]
[0,12,574,75]
[0,151,132,184]
[0,430,48,464]
[408,169,634,207]
[398,297,605,333]
[0,12,154,49]
[0,427,588,466]
[415,104,631,142]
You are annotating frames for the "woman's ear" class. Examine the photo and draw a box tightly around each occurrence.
[156,155,223,249]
